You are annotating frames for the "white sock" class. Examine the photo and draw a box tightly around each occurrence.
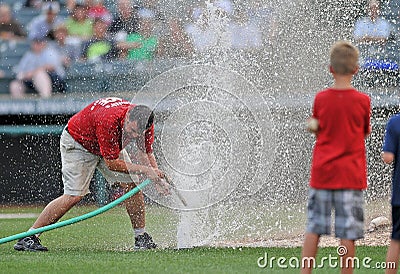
[29,227,40,238]
[134,228,145,237]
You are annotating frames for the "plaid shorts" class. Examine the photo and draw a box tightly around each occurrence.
[306,188,364,240]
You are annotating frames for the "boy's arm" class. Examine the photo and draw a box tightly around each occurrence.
[306,117,319,134]
[382,152,394,164]
[365,124,372,138]
[382,118,396,164]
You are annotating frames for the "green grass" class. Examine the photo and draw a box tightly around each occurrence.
[0,205,391,273]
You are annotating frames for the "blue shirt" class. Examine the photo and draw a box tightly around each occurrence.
[13,44,66,78]
[383,114,400,205]
[27,15,65,40]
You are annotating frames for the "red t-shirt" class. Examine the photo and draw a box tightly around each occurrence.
[67,97,154,160]
[310,88,371,190]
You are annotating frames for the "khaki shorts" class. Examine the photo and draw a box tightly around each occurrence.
[60,128,139,196]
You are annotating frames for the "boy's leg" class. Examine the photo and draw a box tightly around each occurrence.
[386,206,400,273]
[339,239,355,274]
[334,190,364,274]
[334,190,364,240]
[301,188,332,273]
[301,232,320,274]
[386,240,400,274]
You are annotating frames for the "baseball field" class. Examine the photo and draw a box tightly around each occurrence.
[0,204,391,273]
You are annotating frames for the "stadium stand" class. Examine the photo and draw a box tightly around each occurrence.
[0,40,30,94]
[0,0,192,96]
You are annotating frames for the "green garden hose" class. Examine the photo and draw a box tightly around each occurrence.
[0,179,151,244]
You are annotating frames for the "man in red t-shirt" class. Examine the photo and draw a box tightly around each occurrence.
[301,41,371,274]
[14,97,168,252]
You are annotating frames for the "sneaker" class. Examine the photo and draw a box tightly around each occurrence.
[14,235,48,252]
[134,232,157,250]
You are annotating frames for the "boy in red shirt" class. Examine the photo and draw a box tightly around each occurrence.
[14,97,168,251]
[301,41,371,274]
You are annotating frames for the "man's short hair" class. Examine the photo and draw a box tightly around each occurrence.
[128,105,154,132]
[330,40,359,75]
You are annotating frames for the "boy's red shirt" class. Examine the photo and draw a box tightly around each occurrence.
[310,88,371,190]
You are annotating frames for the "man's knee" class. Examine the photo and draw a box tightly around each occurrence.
[61,194,83,205]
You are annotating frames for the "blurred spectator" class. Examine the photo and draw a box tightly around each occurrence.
[87,0,112,24]
[65,3,93,41]
[353,0,397,87]
[108,0,139,40]
[354,0,392,44]
[81,18,119,61]
[246,0,278,46]
[184,1,232,53]
[158,18,193,58]
[125,16,159,61]
[10,37,67,98]
[137,0,165,36]
[27,1,65,40]
[51,24,79,64]
[0,3,26,40]
[24,0,46,9]
[138,0,164,22]
[228,8,262,51]
[65,0,75,13]
[214,0,234,17]
[65,0,81,13]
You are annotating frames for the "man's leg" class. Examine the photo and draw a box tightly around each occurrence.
[121,183,145,230]
[119,182,156,249]
[32,194,82,228]
[14,194,82,252]
[99,151,157,250]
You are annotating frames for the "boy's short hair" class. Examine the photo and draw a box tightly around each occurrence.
[330,41,359,75]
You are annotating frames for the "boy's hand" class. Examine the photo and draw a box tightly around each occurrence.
[306,117,319,134]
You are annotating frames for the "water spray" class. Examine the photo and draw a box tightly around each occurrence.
[0,179,152,245]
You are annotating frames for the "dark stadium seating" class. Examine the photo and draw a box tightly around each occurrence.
[66,58,191,93]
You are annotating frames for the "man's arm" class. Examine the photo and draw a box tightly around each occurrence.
[147,153,158,169]
[103,158,160,180]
